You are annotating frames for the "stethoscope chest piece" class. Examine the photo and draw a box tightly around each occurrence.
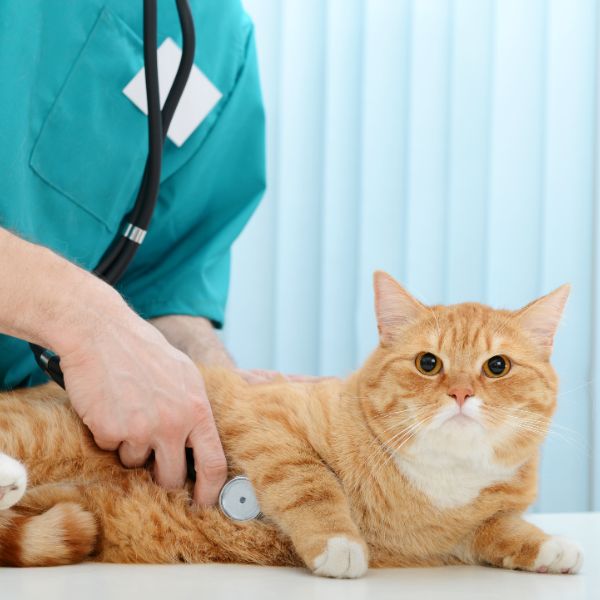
[219,476,261,522]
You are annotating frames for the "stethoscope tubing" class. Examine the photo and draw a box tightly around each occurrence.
[30,0,196,387]
[96,0,196,284]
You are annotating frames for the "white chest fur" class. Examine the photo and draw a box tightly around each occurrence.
[394,421,519,510]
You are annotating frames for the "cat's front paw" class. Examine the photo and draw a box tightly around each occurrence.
[531,537,583,574]
[312,536,368,579]
[0,453,27,510]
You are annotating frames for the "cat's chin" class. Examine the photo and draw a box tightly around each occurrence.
[448,413,481,426]
[438,414,486,439]
[426,412,489,449]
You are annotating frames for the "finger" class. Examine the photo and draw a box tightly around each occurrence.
[189,420,228,507]
[153,440,187,490]
[119,442,152,468]
[92,436,121,452]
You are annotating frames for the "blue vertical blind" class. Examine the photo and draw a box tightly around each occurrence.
[224,0,599,512]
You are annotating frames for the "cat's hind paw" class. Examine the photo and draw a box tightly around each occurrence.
[0,453,27,510]
[532,537,583,574]
[312,536,368,579]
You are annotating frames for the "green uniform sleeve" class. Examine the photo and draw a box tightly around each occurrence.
[116,25,265,328]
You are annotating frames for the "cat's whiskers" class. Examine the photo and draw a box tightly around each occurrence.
[375,406,421,417]
[483,407,550,433]
[369,413,436,477]
[363,425,410,471]
[361,407,416,460]
[366,415,429,475]
[486,406,577,439]
[492,404,585,437]
[488,412,549,429]
[375,413,438,475]
[482,414,553,450]
[556,380,592,401]
[483,408,589,454]
[363,406,426,454]
[484,407,551,432]
[340,392,419,457]
[373,407,424,427]
[376,417,416,435]
[544,429,590,454]
[367,421,422,473]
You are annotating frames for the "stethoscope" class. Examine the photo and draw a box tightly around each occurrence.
[28,0,260,522]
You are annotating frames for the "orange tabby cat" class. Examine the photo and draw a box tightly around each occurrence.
[0,272,583,577]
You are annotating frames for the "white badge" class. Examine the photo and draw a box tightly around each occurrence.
[123,37,223,147]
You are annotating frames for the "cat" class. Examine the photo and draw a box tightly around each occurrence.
[0,271,583,577]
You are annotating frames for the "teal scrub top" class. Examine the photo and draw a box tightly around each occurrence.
[0,1,265,389]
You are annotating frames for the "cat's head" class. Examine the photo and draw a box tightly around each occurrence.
[359,271,569,466]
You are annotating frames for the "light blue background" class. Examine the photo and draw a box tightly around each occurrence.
[224,0,600,512]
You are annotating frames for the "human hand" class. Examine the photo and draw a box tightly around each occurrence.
[58,300,226,506]
[0,232,225,505]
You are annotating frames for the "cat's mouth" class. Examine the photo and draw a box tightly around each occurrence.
[438,405,485,429]
[428,397,486,430]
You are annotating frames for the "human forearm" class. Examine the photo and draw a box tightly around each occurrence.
[150,314,235,368]
[0,228,227,504]
[0,228,125,353]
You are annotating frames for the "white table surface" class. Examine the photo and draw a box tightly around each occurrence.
[1,512,597,600]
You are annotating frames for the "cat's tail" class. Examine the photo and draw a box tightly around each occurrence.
[0,502,98,566]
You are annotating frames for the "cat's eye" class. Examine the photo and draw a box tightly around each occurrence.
[483,355,511,378]
[415,352,443,376]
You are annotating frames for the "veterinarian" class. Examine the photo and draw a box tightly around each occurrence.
[0,1,264,506]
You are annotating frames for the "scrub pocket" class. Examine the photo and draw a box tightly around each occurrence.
[30,7,146,233]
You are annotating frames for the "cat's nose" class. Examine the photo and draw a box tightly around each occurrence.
[448,386,474,408]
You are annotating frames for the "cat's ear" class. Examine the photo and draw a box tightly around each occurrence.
[373,271,426,344]
[515,284,570,353]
